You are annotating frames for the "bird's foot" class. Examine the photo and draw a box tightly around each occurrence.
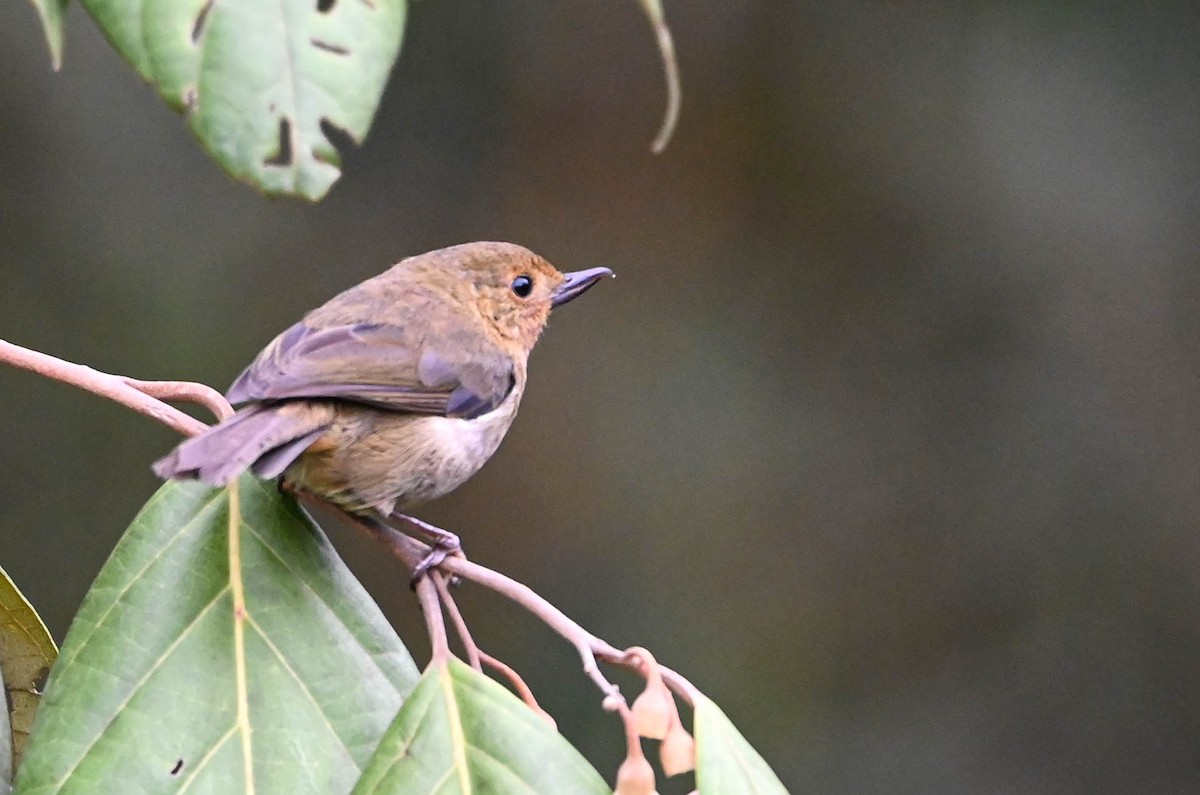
[410,543,465,586]
[390,511,466,586]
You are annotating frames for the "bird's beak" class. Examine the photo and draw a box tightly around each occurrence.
[551,267,614,307]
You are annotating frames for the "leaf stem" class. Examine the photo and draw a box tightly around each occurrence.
[477,649,554,727]
[415,575,451,665]
[434,574,482,672]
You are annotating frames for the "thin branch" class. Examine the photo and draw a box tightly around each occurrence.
[342,516,702,706]
[121,378,233,422]
[604,649,702,707]
[436,543,702,704]
[0,338,229,436]
[442,554,624,699]
[441,553,703,705]
[434,573,482,671]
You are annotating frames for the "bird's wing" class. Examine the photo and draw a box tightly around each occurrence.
[226,321,514,420]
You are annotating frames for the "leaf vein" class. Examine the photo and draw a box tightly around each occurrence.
[52,585,231,788]
[244,615,358,769]
[60,489,225,667]
[360,677,440,788]
[174,723,239,793]
[239,503,405,693]
[439,667,472,792]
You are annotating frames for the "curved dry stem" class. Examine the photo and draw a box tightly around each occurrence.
[650,18,681,154]
[635,0,681,153]
[0,338,227,436]
[441,555,625,700]
[440,555,703,704]
[302,475,705,706]
[122,378,234,422]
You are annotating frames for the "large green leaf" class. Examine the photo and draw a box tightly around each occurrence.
[694,696,789,794]
[79,0,405,199]
[353,658,609,794]
[0,566,58,775]
[15,477,419,794]
[25,0,69,70]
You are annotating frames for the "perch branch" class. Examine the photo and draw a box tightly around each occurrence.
[0,338,230,435]
[1,340,704,713]
[351,520,702,706]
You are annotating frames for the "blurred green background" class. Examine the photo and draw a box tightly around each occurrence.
[6,2,1200,791]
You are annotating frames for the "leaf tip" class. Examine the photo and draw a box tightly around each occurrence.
[29,0,68,72]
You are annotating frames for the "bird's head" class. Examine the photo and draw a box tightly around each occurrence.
[419,242,613,353]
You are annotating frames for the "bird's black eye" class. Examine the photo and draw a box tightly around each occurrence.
[511,274,533,298]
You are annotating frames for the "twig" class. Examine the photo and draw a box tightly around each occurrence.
[0,338,229,435]
[437,546,701,703]
[444,554,623,699]
[442,554,708,705]
[434,574,482,671]
[121,378,234,421]
[345,518,702,706]
[605,649,701,707]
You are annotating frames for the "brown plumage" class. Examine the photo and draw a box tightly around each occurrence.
[153,242,611,522]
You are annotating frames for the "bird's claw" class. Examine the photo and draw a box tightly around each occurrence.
[409,543,465,588]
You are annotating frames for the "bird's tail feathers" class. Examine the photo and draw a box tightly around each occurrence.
[152,404,331,486]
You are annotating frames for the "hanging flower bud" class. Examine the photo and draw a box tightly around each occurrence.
[613,753,657,795]
[630,679,673,739]
[659,720,696,776]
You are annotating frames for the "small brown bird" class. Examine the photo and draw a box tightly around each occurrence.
[154,241,611,570]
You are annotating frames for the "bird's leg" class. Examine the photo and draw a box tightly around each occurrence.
[286,486,458,583]
[387,511,464,580]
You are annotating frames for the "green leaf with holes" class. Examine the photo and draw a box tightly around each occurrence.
[80,0,405,199]
[15,477,419,794]
[352,658,609,794]
[0,565,57,777]
[694,695,789,794]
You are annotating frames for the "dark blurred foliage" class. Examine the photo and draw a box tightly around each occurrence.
[5,2,1200,791]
